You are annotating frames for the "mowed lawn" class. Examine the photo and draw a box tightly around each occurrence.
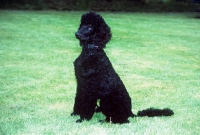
[0,11,200,135]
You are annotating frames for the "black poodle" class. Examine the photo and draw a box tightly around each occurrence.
[71,12,174,124]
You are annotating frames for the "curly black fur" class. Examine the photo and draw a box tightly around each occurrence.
[137,108,174,117]
[76,11,111,48]
[71,12,174,124]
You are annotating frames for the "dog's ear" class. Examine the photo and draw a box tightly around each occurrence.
[104,24,112,45]
[97,23,112,48]
[95,13,112,48]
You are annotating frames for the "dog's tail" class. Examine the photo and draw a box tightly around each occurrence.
[136,108,174,117]
[96,106,174,117]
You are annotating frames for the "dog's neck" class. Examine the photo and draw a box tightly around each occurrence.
[87,44,99,49]
[82,44,100,50]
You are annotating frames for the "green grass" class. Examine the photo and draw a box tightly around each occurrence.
[0,11,200,135]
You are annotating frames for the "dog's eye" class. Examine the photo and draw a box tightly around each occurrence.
[88,24,93,31]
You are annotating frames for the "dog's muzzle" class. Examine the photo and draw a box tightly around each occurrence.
[75,32,81,39]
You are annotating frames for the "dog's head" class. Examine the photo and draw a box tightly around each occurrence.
[75,12,112,48]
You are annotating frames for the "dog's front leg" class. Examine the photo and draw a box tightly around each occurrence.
[71,85,82,116]
[76,96,97,123]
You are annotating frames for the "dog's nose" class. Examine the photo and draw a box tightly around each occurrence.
[75,32,81,38]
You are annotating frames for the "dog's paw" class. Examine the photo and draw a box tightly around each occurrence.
[71,112,80,116]
[70,112,76,116]
[76,119,83,123]
[82,69,95,77]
